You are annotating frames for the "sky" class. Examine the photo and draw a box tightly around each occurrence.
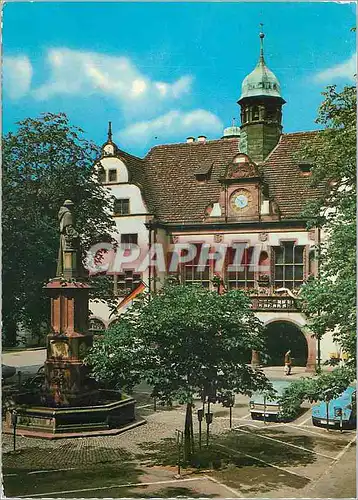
[2,1,356,157]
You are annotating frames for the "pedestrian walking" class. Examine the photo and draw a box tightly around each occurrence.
[284,350,292,375]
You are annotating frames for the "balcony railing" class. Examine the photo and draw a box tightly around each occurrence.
[250,295,300,312]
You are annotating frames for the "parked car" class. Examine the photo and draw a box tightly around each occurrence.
[249,380,298,421]
[311,385,356,429]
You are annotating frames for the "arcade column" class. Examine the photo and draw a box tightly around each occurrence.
[251,350,261,368]
[302,327,316,372]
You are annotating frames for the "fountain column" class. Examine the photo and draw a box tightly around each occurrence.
[44,200,93,406]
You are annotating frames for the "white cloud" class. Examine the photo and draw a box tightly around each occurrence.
[3,56,33,99]
[154,76,193,98]
[33,48,193,117]
[313,53,357,83]
[117,109,223,148]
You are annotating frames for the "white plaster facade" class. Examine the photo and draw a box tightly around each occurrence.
[89,142,152,329]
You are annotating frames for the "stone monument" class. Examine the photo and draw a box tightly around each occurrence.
[5,200,144,438]
[44,199,94,406]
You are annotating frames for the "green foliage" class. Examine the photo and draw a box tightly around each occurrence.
[279,366,355,420]
[278,378,315,420]
[299,84,356,365]
[135,283,271,405]
[2,113,116,346]
[87,282,272,462]
[85,318,143,392]
[88,283,273,401]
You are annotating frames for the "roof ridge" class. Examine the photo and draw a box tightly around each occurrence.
[117,148,145,162]
[262,134,283,163]
[283,130,321,136]
[145,137,239,155]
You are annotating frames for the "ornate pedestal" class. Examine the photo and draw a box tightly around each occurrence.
[44,280,94,406]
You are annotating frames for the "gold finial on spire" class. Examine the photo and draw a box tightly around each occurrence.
[108,121,113,142]
[259,23,265,63]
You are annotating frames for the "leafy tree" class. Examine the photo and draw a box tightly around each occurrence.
[2,113,116,346]
[299,84,356,368]
[279,366,355,420]
[86,282,273,463]
[86,317,143,392]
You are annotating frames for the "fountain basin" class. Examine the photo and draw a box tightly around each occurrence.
[4,389,146,439]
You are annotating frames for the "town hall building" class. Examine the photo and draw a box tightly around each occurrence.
[89,31,339,371]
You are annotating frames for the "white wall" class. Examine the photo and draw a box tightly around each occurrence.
[256,311,306,328]
[100,156,129,183]
[111,184,148,214]
[320,331,341,361]
[89,153,150,326]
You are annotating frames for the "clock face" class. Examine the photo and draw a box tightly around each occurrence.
[234,194,248,209]
[230,190,252,213]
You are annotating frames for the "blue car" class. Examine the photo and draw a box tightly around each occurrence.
[311,385,356,429]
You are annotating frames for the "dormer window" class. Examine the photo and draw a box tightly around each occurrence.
[298,161,313,175]
[108,169,117,182]
[233,155,247,164]
[194,162,213,183]
[195,174,207,184]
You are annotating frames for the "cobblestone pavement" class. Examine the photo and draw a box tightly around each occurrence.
[2,401,238,462]
[1,352,354,498]
[2,397,356,498]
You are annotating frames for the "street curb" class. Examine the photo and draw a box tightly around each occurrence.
[2,417,147,440]
[2,347,46,353]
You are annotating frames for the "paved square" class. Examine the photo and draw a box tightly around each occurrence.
[2,391,356,498]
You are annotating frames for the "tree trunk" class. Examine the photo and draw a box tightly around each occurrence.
[4,320,18,347]
[184,402,193,464]
[190,404,195,455]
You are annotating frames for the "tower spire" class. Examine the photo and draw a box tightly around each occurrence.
[259,23,265,63]
[107,121,113,142]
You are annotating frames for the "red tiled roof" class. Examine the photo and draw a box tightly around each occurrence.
[120,131,323,223]
[143,138,240,222]
[262,131,323,219]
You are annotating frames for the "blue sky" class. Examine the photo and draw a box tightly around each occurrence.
[3,1,356,157]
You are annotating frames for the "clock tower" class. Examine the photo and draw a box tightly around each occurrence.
[238,27,286,163]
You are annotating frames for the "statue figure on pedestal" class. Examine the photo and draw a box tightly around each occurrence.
[56,199,80,277]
